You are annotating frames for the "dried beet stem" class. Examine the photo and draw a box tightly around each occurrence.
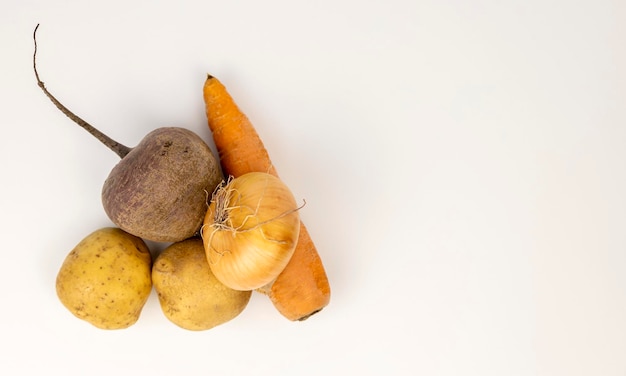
[32,24,131,159]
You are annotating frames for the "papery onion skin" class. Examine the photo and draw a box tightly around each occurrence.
[202,172,300,291]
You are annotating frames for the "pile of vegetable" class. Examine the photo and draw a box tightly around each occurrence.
[34,25,330,330]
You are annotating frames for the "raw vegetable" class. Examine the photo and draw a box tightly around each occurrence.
[56,227,153,329]
[152,238,252,331]
[202,172,301,291]
[33,25,222,242]
[202,75,330,320]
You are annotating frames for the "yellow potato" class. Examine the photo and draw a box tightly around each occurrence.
[56,227,152,329]
[152,238,251,331]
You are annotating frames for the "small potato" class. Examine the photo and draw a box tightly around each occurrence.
[152,238,251,331]
[56,227,152,329]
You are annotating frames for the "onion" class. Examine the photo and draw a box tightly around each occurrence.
[201,172,301,291]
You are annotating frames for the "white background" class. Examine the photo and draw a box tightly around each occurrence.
[1,0,625,375]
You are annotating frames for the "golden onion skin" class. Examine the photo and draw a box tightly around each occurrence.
[202,172,300,291]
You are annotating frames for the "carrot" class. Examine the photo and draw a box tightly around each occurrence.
[203,75,330,321]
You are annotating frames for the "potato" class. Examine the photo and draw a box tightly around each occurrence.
[56,227,152,329]
[152,238,251,331]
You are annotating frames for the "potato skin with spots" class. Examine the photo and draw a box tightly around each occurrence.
[152,238,251,331]
[56,227,152,329]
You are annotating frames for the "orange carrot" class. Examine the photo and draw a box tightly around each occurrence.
[203,75,330,320]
